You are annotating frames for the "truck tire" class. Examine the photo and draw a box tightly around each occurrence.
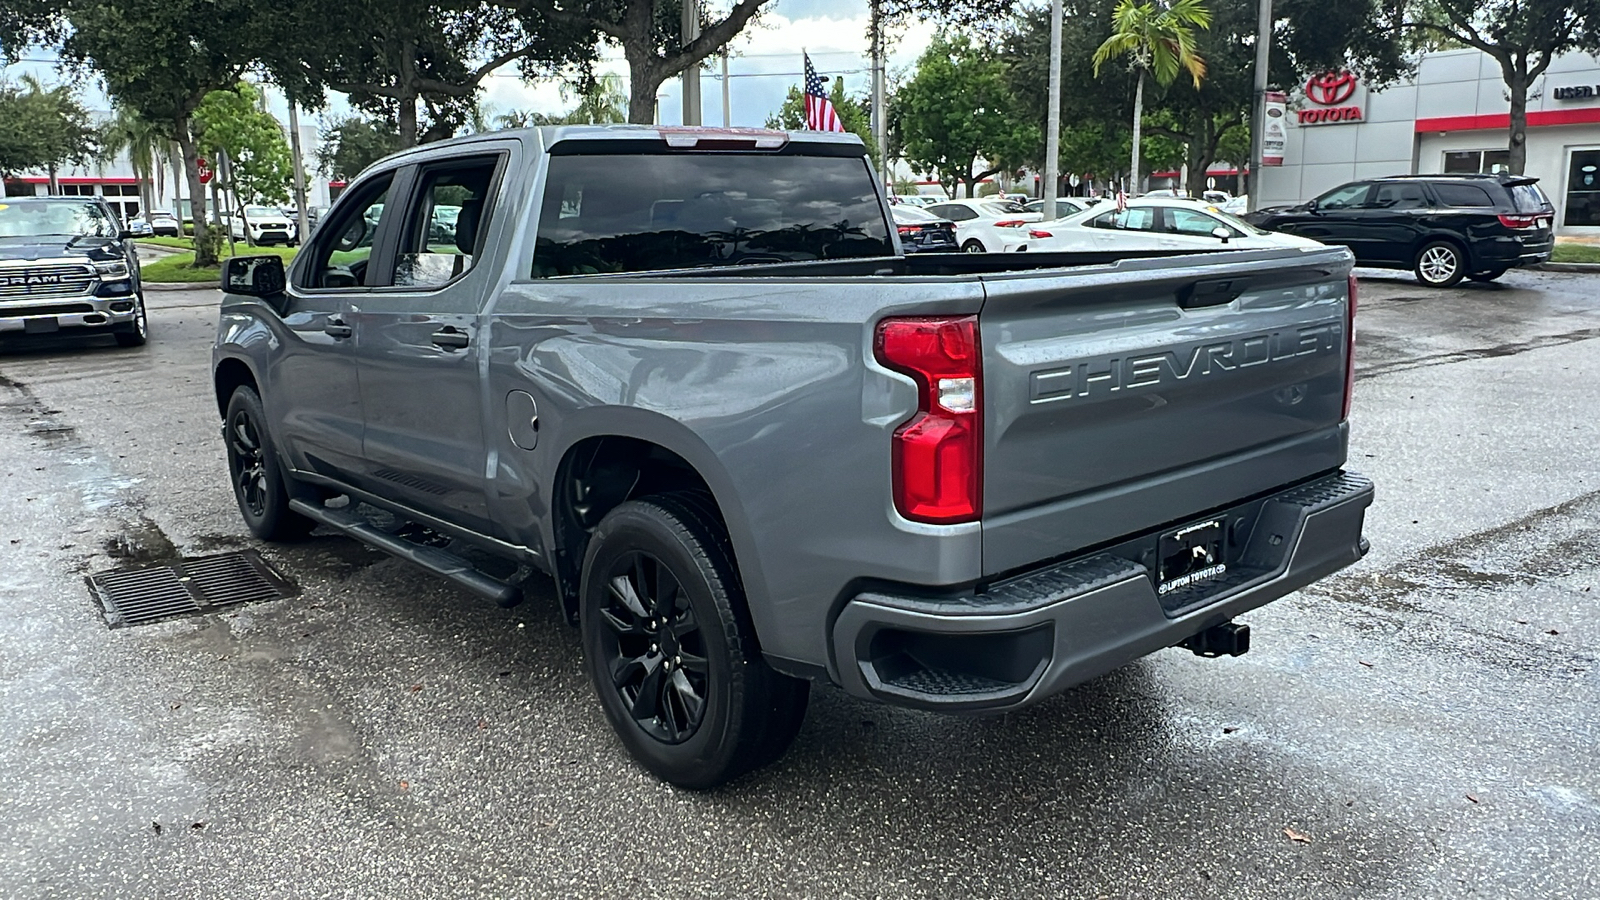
[112,292,148,347]
[1414,241,1465,288]
[223,386,315,541]
[580,494,808,789]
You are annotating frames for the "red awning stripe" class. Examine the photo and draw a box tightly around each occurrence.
[1415,107,1600,132]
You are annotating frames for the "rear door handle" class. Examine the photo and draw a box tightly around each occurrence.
[431,327,470,350]
[323,318,352,339]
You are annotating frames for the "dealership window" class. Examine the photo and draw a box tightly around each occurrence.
[1442,150,1511,174]
[1565,149,1600,227]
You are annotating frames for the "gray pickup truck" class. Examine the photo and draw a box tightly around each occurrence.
[214,126,1372,788]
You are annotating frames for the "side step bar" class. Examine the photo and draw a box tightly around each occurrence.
[289,499,523,607]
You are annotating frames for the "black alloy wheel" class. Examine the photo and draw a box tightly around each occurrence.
[580,494,808,789]
[596,550,710,743]
[962,239,986,253]
[223,386,315,541]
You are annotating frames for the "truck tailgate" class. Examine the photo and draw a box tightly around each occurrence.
[978,247,1354,575]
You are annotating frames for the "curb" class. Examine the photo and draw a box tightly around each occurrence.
[143,281,218,292]
[1536,262,1600,274]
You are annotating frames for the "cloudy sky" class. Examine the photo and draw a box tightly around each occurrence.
[4,0,943,133]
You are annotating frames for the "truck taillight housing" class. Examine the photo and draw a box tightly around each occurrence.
[874,316,982,523]
[1343,274,1358,421]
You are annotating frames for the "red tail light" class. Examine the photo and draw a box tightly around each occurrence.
[1028,229,1053,239]
[874,316,982,524]
[1497,214,1538,228]
[897,225,918,235]
[1343,273,1358,421]
[994,219,1026,228]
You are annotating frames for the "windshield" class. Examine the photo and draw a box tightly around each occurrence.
[1207,207,1271,235]
[892,205,943,223]
[981,201,1027,215]
[0,200,116,238]
[244,206,280,217]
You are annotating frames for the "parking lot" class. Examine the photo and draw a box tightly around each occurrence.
[2,269,1597,898]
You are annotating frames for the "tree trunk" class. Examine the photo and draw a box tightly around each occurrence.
[625,43,662,125]
[1506,68,1528,175]
[175,123,218,267]
[1129,69,1145,195]
[398,41,420,147]
[47,165,58,195]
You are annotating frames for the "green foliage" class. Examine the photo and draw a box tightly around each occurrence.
[0,76,99,178]
[316,117,404,181]
[1393,0,1600,172]
[1092,0,1211,89]
[100,106,168,205]
[194,82,293,205]
[896,35,1039,197]
[764,78,876,163]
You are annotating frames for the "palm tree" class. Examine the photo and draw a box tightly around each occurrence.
[562,74,628,125]
[1092,0,1210,194]
[101,105,168,216]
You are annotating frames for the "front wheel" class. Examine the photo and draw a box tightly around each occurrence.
[961,239,986,253]
[1415,241,1465,287]
[580,494,808,789]
[224,386,315,541]
[112,292,148,347]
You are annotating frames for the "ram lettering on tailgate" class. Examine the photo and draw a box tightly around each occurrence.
[1028,322,1341,403]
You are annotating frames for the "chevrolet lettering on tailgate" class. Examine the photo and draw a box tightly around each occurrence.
[1028,323,1342,403]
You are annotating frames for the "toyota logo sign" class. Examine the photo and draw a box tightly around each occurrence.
[1306,71,1357,106]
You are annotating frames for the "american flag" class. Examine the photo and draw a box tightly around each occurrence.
[804,54,846,132]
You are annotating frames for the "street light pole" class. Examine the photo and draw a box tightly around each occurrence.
[1043,0,1063,220]
[682,0,702,125]
[287,101,310,243]
[871,0,888,191]
[1248,0,1273,211]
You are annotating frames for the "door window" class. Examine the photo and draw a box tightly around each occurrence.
[1168,207,1236,237]
[302,175,392,289]
[1564,149,1600,227]
[1366,183,1428,209]
[1088,208,1157,231]
[392,156,502,289]
[1315,183,1372,210]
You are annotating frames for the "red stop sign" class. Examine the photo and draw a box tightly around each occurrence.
[197,157,213,184]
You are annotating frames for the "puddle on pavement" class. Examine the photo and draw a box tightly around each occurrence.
[103,515,181,566]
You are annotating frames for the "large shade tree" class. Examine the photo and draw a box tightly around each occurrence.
[0,75,99,190]
[896,35,1039,197]
[1397,0,1600,173]
[2,0,271,265]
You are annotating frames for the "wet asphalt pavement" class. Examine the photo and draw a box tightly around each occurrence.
[1,269,1598,898]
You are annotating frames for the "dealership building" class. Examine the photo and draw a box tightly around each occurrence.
[1258,48,1600,235]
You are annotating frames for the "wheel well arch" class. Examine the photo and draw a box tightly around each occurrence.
[213,357,259,418]
[549,433,739,623]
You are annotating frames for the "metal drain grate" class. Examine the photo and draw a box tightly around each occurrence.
[86,550,298,628]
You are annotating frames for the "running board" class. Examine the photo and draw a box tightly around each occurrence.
[289,499,523,607]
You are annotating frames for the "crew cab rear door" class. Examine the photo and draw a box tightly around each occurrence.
[977,247,1354,575]
[348,147,513,535]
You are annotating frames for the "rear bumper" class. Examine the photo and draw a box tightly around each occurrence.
[1475,234,1553,269]
[831,470,1373,712]
[0,294,140,334]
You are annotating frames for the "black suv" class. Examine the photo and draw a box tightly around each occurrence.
[1245,174,1555,287]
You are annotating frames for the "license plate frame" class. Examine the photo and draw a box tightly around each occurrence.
[1156,517,1228,596]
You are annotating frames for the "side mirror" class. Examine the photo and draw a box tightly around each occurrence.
[1211,226,1232,244]
[1306,199,1320,213]
[222,255,287,300]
